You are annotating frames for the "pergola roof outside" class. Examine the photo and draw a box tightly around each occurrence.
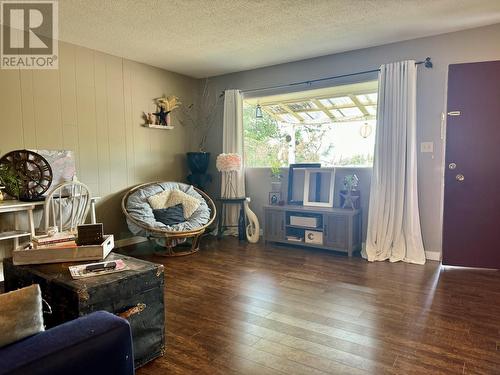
[259,91,377,124]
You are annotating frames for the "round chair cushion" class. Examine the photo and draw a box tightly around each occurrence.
[125,182,211,238]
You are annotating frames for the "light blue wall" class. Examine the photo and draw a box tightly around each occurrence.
[203,23,500,254]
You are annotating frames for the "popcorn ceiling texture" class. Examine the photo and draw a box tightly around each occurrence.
[58,0,500,78]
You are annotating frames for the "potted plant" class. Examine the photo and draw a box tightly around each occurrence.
[179,80,224,174]
[270,160,283,193]
[340,174,360,209]
[0,165,20,200]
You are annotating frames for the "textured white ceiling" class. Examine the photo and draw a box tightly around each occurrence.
[57,0,500,78]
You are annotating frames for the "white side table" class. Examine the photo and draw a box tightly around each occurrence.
[0,197,100,245]
[0,200,36,248]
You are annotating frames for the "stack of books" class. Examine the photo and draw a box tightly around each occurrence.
[32,232,77,249]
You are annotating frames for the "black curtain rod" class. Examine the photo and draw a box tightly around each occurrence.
[232,57,433,95]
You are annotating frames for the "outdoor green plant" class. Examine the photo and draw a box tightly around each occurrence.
[243,104,335,167]
[270,160,282,180]
[0,165,20,198]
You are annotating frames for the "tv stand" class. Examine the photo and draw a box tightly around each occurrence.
[263,205,362,256]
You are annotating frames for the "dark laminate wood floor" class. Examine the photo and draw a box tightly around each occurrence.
[118,237,500,375]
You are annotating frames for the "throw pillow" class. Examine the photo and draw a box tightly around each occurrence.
[153,204,186,226]
[0,284,45,348]
[147,190,171,210]
[165,189,201,219]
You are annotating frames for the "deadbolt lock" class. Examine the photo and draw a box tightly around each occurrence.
[448,163,457,170]
[456,174,465,182]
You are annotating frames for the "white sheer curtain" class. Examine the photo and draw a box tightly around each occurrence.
[364,60,426,264]
[221,90,245,233]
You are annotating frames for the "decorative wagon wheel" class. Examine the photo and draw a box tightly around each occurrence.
[0,150,53,201]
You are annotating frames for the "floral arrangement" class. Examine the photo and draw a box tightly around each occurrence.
[178,79,224,151]
[343,174,359,191]
[216,153,241,172]
[156,96,181,112]
[143,95,181,126]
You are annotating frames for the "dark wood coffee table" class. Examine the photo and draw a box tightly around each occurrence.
[3,253,165,368]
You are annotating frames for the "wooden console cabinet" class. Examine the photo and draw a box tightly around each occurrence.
[263,205,362,256]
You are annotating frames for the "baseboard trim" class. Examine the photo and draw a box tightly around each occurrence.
[425,251,441,261]
[114,236,148,248]
[113,236,443,262]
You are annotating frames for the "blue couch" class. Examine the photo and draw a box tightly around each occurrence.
[0,311,135,375]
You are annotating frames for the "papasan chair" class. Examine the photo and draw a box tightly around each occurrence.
[122,182,216,256]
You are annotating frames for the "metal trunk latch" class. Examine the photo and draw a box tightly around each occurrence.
[118,303,146,319]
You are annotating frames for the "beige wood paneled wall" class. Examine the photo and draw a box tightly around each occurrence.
[0,40,199,259]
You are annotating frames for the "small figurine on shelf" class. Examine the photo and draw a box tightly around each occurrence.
[143,112,156,125]
[153,107,169,126]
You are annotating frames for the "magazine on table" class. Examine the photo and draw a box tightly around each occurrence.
[69,259,127,279]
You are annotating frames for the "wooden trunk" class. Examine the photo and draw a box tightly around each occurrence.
[3,253,165,368]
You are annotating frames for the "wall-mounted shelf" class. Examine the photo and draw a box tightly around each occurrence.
[143,124,174,130]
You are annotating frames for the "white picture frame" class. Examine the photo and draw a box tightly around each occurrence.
[302,168,335,207]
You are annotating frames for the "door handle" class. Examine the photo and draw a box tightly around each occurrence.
[455,174,465,182]
[448,163,457,170]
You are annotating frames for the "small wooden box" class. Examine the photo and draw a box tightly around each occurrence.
[305,230,323,245]
[13,235,114,265]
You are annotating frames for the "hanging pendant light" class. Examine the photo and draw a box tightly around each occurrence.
[255,104,263,119]
[359,122,373,138]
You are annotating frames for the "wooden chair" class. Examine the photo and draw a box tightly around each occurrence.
[43,181,92,233]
